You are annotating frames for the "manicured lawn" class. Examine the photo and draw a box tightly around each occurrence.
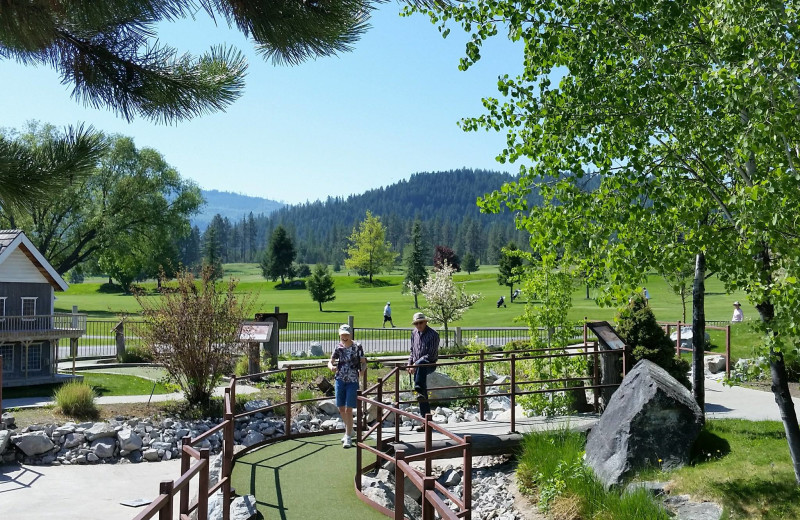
[646,419,800,520]
[3,372,173,399]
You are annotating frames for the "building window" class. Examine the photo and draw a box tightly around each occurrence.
[24,343,42,371]
[21,297,37,320]
[0,345,12,373]
[0,297,5,320]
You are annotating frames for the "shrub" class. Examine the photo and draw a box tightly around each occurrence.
[54,381,98,418]
[615,295,691,389]
[118,345,152,363]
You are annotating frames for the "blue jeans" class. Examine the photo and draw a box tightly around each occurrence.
[335,380,358,408]
[413,362,436,417]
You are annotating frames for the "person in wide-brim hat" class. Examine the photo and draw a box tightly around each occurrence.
[407,311,439,431]
[411,312,428,324]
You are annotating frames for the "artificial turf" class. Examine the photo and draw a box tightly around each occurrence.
[231,434,385,520]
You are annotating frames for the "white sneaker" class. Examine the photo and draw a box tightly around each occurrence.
[342,435,352,449]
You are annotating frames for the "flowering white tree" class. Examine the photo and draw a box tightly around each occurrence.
[421,262,481,348]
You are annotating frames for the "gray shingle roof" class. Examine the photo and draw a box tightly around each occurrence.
[0,229,22,254]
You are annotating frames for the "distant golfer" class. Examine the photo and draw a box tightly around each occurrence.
[643,287,650,301]
[328,324,366,449]
[383,302,395,328]
[496,295,506,308]
[407,312,440,432]
[731,301,744,322]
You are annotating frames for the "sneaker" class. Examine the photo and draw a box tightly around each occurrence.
[343,436,352,449]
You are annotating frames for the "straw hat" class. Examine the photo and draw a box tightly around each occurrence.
[412,312,428,324]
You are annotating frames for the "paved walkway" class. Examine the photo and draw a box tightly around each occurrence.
[2,375,799,519]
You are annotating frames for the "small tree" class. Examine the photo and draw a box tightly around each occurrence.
[497,242,523,299]
[345,211,397,284]
[403,221,428,308]
[307,263,336,311]
[616,295,691,389]
[135,266,252,407]
[421,262,481,348]
[263,225,297,285]
[202,225,224,280]
[433,245,460,271]
[462,253,479,275]
[296,263,312,278]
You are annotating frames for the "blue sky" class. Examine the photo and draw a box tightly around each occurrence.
[0,5,523,204]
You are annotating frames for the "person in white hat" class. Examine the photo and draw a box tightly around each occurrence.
[731,301,743,323]
[382,301,395,328]
[407,312,440,431]
[328,324,366,448]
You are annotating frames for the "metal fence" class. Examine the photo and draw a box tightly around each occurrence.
[58,319,148,360]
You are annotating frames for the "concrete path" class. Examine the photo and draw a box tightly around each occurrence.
[0,459,184,520]
[704,377,800,421]
[3,383,261,409]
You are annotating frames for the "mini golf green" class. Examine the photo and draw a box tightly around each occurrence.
[231,434,385,519]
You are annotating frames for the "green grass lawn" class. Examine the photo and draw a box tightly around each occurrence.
[647,419,800,520]
[3,372,173,399]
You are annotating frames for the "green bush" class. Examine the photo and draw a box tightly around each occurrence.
[616,295,691,389]
[54,381,98,418]
[118,345,152,363]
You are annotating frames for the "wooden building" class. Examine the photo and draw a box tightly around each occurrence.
[0,230,86,388]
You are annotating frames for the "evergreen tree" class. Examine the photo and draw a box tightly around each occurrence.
[202,225,223,280]
[497,242,523,299]
[307,263,336,311]
[463,253,479,275]
[345,211,397,284]
[403,221,428,309]
[263,225,297,285]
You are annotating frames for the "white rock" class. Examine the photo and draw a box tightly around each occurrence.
[63,432,85,449]
[318,400,340,415]
[13,432,54,456]
[92,438,116,458]
[143,449,160,462]
[118,429,143,452]
[705,355,727,374]
[85,422,117,441]
[0,430,11,455]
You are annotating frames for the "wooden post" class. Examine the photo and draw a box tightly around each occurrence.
[424,413,432,477]
[422,477,435,520]
[676,321,682,357]
[115,320,125,360]
[356,390,363,490]
[179,436,192,514]
[463,435,472,520]
[479,350,485,422]
[583,317,588,348]
[223,387,234,520]
[455,326,462,347]
[158,481,173,520]
[394,449,406,520]
[592,341,599,412]
[70,338,77,375]
[376,383,383,466]
[198,448,210,520]
[285,366,292,436]
[725,325,731,379]
[510,354,517,433]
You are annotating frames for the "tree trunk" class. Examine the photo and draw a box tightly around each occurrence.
[757,298,800,483]
[692,253,706,415]
[413,292,419,309]
[586,284,590,300]
[444,322,449,349]
[510,284,514,300]
[680,284,687,323]
[319,301,322,312]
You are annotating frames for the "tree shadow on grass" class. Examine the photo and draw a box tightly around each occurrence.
[354,278,396,288]
[690,429,732,463]
[709,478,800,519]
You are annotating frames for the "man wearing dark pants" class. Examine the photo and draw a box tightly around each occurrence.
[407,312,440,432]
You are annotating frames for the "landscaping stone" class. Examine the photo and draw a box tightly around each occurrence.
[0,430,11,455]
[664,495,723,520]
[585,360,704,488]
[318,399,340,415]
[85,422,117,441]
[426,372,464,402]
[1,412,15,428]
[12,432,54,457]
[91,438,116,458]
[705,355,727,374]
[118,429,143,452]
[143,449,160,462]
[309,343,324,357]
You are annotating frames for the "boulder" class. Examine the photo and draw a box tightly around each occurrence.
[242,431,265,447]
[118,429,143,452]
[243,399,270,413]
[309,342,324,357]
[1,412,15,428]
[0,430,11,455]
[64,432,85,449]
[426,371,464,402]
[318,400,340,415]
[669,326,710,347]
[85,422,117,441]
[13,432,54,457]
[230,495,259,520]
[704,355,726,374]
[585,359,703,488]
[143,449,160,462]
[91,438,116,458]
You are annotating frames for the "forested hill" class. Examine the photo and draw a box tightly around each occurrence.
[195,189,284,229]
[264,168,533,265]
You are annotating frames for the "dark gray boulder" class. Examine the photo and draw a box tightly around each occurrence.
[585,359,703,488]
